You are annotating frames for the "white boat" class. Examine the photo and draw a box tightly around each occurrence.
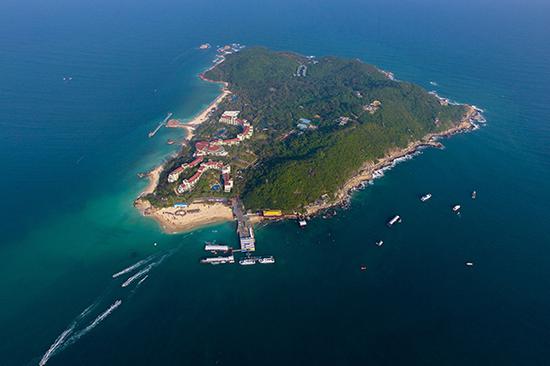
[452,205,461,213]
[387,215,402,227]
[298,219,307,228]
[258,256,275,264]
[239,258,257,266]
[375,240,384,247]
[465,262,474,267]
[471,190,477,199]
[200,255,235,265]
[420,193,432,202]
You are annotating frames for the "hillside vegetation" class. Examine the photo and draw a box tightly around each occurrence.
[203,47,466,211]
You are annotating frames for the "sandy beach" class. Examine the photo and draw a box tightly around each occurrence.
[136,200,233,233]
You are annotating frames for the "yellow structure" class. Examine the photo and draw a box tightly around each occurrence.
[263,210,283,217]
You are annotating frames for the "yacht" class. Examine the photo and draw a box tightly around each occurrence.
[465,262,474,267]
[258,256,275,264]
[452,205,461,213]
[387,215,402,227]
[420,193,432,202]
[239,258,257,266]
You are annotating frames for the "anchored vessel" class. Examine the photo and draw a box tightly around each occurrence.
[239,257,257,266]
[258,256,275,264]
[200,255,235,265]
[452,205,461,213]
[471,190,477,199]
[387,215,402,227]
[204,244,231,252]
[420,193,432,202]
[298,219,307,228]
[375,240,384,247]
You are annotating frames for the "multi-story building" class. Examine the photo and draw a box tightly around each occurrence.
[219,111,240,125]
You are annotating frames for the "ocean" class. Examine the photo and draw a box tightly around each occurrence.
[1,0,549,364]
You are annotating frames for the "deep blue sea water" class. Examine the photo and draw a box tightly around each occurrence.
[1,0,549,365]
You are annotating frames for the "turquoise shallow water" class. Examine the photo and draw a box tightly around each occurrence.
[1,0,550,365]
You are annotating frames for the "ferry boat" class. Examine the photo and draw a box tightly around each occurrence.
[239,258,257,266]
[420,193,432,202]
[258,256,275,264]
[200,255,235,265]
[452,205,461,213]
[375,240,384,247]
[387,215,402,227]
[471,190,477,199]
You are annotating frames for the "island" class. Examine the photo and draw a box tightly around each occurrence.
[135,45,484,234]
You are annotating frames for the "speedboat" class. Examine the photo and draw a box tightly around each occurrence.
[452,205,461,213]
[465,262,474,267]
[375,240,384,247]
[258,256,275,264]
[387,215,402,227]
[420,193,432,202]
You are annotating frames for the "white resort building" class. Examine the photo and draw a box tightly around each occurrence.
[219,111,241,125]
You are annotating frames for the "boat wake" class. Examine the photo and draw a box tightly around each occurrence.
[121,265,152,287]
[38,299,111,366]
[37,246,181,365]
[111,251,162,278]
[63,300,123,346]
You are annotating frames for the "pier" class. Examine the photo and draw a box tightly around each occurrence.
[148,112,173,138]
[232,199,255,252]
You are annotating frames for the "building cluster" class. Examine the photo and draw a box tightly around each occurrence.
[296,118,317,131]
[363,100,382,114]
[193,111,253,157]
[167,157,204,183]
[167,110,254,195]
[176,160,233,194]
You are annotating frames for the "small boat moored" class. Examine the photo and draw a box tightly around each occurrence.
[375,240,384,247]
[420,193,432,202]
[298,219,307,228]
[465,262,474,267]
[258,256,275,264]
[452,205,461,213]
[471,190,477,199]
[360,265,367,271]
[387,215,402,227]
[239,257,257,266]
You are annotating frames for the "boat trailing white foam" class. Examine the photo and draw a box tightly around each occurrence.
[39,326,74,366]
[68,300,122,343]
[121,265,152,288]
[38,299,101,365]
[112,259,149,278]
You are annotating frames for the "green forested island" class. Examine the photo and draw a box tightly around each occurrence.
[147,46,474,213]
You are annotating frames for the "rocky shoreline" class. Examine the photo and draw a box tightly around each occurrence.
[305,106,483,216]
